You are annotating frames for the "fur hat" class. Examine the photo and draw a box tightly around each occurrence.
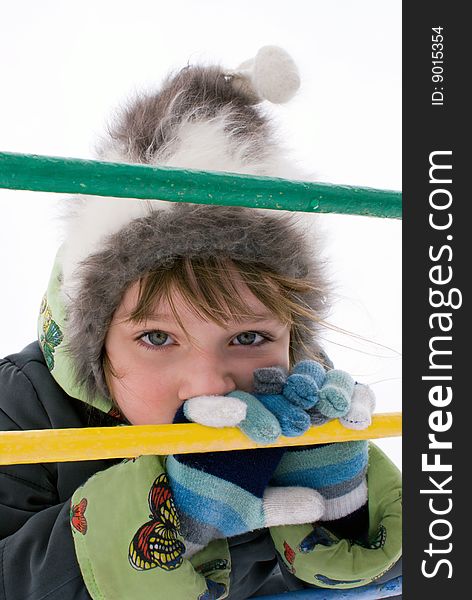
[53,47,329,406]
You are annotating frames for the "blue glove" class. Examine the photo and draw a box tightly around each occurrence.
[253,360,356,435]
[182,359,375,441]
[183,391,282,444]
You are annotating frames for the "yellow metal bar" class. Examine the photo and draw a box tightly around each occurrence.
[0,412,401,466]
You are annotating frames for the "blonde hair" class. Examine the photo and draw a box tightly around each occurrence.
[126,256,326,366]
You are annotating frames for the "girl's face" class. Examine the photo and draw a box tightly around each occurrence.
[104,280,290,425]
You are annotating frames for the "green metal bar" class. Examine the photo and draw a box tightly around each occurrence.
[0,152,401,218]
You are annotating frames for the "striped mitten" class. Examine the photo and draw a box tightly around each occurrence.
[167,403,325,557]
[271,439,369,523]
[255,360,372,534]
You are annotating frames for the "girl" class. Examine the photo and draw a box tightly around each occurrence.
[0,47,401,599]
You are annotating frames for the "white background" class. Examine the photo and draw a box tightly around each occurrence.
[0,0,401,467]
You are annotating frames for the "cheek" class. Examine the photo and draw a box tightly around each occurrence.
[108,366,182,425]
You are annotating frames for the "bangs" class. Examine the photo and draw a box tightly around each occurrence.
[127,256,326,364]
[128,257,293,326]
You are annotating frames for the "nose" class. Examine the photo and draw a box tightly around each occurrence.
[177,352,237,400]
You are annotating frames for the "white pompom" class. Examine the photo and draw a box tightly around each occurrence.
[183,395,247,427]
[235,45,300,104]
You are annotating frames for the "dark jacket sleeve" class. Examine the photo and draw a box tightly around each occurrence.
[0,501,90,600]
[0,351,92,600]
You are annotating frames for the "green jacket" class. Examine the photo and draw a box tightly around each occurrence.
[71,442,401,599]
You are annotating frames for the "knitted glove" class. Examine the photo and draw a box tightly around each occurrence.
[183,390,281,444]
[271,439,369,522]
[252,364,317,436]
[340,383,376,430]
[254,360,375,432]
[168,403,325,558]
[184,360,375,438]
[254,361,373,523]
[253,360,356,434]
[184,360,356,439]
[169,360,375,557]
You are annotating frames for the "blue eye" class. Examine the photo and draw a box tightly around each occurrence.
[142,331,172,347]
[232,332,265,346]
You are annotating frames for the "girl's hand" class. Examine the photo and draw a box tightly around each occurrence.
[254,359,376,432]
[180,358,376,443]
[340,383,376,430]
[181,392,282,444]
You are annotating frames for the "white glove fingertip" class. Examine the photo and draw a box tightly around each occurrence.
[353,383,376,411]
[340,383,376,430]
[184,396,247,427]
[340,409,372,430]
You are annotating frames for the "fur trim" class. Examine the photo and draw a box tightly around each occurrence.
[57,51,329,405]
[97,64,274,165]
[63,204,326,395]
[64,204,329,400]
[64,59,307,299]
